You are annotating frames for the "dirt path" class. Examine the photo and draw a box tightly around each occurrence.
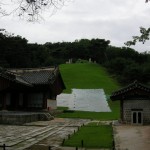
[113,125,150,150]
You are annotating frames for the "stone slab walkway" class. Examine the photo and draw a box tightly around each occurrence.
[57,89,111,112]
[0,118,90,150]
[1,118,150,150]
[113,125,150,150]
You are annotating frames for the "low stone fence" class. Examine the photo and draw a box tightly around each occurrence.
[0,111,54,125]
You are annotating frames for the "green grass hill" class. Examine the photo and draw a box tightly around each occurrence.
[58,63,120,120]
[60,63,120,94]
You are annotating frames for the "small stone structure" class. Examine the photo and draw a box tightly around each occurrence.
[89,58,92,63]
[110,81,150,125]
[66,58,72,64]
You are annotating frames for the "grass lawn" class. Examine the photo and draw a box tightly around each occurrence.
[58,63,120,120]
[57,101,120,120]
[63,124,113,148]
[60,63,120,94]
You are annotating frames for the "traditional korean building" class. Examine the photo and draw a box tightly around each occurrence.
[110,81,150,125]
[0,66,65,111]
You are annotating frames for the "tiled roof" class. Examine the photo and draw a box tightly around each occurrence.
[0,70,15,81]
[19,70,55,84]
[0,70,32,86]
[110,81,150,100]
[16,76,32,86]
[1,67,58,86]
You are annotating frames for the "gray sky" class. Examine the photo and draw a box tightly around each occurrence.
[0,0,150,52]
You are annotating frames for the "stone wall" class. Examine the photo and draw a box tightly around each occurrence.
[0,112,53,125]
[123,100,150,124]
[0,113,39,125]
[47,99,57,110]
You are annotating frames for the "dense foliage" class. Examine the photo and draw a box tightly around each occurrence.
[103,46,150,84]
[0,31,51,68]
[0,30,150,85]
[125,27,150,46]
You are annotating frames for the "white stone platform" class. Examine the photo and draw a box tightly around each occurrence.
[57,89,111,112]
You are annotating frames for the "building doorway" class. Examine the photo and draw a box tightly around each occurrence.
[132,111,143,125]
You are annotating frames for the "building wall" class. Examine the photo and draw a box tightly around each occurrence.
[123,100,150,124]
[0,94,2,108]
[47,99,57,110]
[0,77,10,91]
[0,92,55,110]
[27,93,43,108]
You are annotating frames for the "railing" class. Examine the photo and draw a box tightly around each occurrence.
[0,144,6,150]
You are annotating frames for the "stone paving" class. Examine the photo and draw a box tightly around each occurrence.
[0,118,91,150]
[113,125,150,150]
[57,89,111,112]
[1,118,150,150]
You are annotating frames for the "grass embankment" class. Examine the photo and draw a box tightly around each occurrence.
[58,63,120,120]
[63,123,113,149]
[60,63,119,94]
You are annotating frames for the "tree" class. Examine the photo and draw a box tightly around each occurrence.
[125,1,150,46]
[124,27,150,47]
[0,0,69,21]
[89,39,110,63]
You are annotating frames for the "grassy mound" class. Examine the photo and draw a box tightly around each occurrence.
[58,63,120,120]
[60,63,119,94]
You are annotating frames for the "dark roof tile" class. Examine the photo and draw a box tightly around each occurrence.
[110,81,150,100]
[2,67,58,86]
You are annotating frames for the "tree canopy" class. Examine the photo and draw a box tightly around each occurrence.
[124,27,150,46]
[125,1,150,46]
[0,0,69,21]
[0,30,150,85]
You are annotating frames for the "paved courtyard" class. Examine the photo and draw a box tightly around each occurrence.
[113,125,150,150]
[0,118,90,150]
[0,118,150,150]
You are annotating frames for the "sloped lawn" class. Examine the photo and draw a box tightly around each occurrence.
[60,63,120,94]
[57,63,120,120]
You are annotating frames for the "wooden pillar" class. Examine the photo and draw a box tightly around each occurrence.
[23,93,28,110]
[15,93,19,110]
[42,92,47,110]
[120,100,124,122]
[2,93,7,110]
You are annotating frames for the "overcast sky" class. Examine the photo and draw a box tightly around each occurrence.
[0,0,150,52]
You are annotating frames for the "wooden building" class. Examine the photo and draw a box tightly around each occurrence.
[110,81,150,125]
[0,66,65,111]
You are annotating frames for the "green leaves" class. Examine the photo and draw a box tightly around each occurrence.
[125,27,150,46]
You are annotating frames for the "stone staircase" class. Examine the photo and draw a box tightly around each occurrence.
[39,113,54,121]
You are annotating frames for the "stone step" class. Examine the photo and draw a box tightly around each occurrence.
[3,125,58,147]
[0,126,47,140]
[12,125,69,150]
